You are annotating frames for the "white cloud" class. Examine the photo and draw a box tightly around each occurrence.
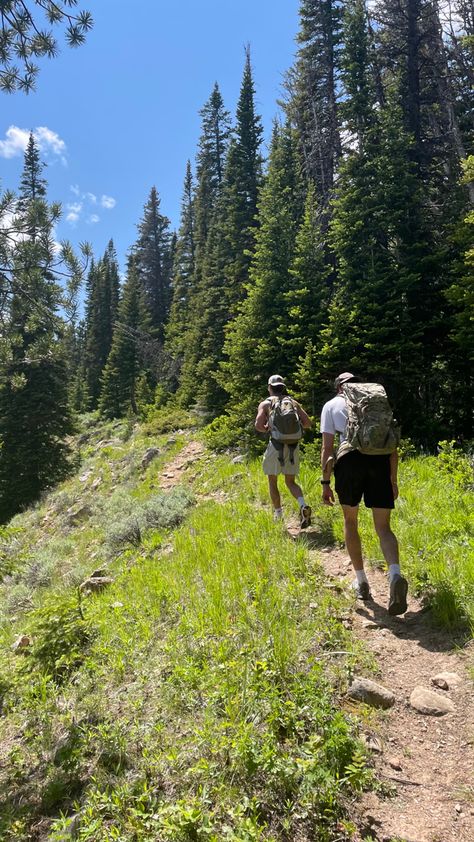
[66,202,82,225]
[86,192,97,204]
[101,194,116,210]
[0,126,30,159]
[70,184,80,196]
[0,125,67,163]
[87,214,100,224]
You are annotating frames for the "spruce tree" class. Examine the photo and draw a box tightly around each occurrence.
[177,84,231,408]
[166,161,196,357]
[82,241,120,409]
[99,257,149,419]
[0,136,73,521]
[221,122,304,426]
[285,0,343,208]
[133,186,172,340]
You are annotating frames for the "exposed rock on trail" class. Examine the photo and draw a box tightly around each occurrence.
[315,544,474,842]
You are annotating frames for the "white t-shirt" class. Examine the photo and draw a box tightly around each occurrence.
[320,395,348,441]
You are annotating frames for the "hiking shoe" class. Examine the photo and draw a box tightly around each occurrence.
[273,509,283,522]
[388,574,408,615]
[352,579,372,601]
[299,505,312,529]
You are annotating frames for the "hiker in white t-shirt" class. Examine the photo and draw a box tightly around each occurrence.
[320,372,408,616]
[255,374,312,528]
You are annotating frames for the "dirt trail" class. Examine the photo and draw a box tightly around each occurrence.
[158,440,206,489]
[289,525,474,842]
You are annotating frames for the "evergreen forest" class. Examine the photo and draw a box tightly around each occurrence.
[1,0,473,519]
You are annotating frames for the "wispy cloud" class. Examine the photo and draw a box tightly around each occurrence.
[66,185,116,225]
[101,194,116,209]
[0,125,67,164]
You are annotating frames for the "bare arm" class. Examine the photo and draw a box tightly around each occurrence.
[255,400,269,433]
[321,432,336,505]
[295,402,312,430]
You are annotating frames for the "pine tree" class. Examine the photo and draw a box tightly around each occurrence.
[166,161,196,357]
[0,136,73,521]
[133,187,172,340]
[221,47,263,311]
[99,258,149,419]
[220,122,304,426]
[285,0,343,208]
[177,84,231,408]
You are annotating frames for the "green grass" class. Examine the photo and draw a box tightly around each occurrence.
[0,424,373,842]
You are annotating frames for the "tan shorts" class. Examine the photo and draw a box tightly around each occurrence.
[262,441,300,476]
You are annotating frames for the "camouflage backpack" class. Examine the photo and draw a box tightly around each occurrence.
[341,382,400,455]
[268,395,303,466]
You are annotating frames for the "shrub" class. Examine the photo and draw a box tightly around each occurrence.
[105,487,194,550]
[437,440,473,491]
[142,406,196,436]
[23,592,97,682]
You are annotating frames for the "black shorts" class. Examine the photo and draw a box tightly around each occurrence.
[334,450,394,509]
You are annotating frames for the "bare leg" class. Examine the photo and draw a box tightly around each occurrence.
[284,474,303,502]
[372,508,399,567]
[341,504,364,572]
[268,475,281,510]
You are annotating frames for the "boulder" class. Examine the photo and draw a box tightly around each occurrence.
[410,685,455,715]
[347,677,396,709]
[11,634,31,652]
[80,576,114,594]
[141,447,160,469]
[66,505,93,526]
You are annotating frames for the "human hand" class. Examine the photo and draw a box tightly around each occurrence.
[391,480,399,501]
[322,486,335,506]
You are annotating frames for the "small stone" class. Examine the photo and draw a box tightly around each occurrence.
[455,803,462,814]
[387,756,403,771]
[360,733,383,754]
[320,547,331,553]
[91,478,102,490]
[432,677,449,691]
[362,620,381,629]
[141,447,160,469]
[79,470,93,482]
[431,671,462,689]
[347,677,396,709]
[11,634,31,651]
[111,601,123,609]
[232,455,245,464]
[410,686,455,716]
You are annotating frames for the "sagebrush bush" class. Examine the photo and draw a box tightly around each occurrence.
[104,487,194,550]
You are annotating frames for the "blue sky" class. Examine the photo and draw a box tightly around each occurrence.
[1,0,300,274]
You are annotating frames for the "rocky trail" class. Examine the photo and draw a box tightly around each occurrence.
[288,523,474,842]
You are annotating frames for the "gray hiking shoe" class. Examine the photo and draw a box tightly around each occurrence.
[299,505,312,529]
[388,574,408,615]
[352,579,372,601]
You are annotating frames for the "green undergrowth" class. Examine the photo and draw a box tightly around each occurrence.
[350,445,474,630]
[0,421,375,841]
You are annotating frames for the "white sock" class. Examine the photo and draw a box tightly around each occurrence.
[355,569,368,585]
[297,496,306,508]
[389,563,401,581]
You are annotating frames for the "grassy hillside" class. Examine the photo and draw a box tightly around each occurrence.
[0,417,472,841]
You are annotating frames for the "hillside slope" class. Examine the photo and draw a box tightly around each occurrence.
[0,416,472,841]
